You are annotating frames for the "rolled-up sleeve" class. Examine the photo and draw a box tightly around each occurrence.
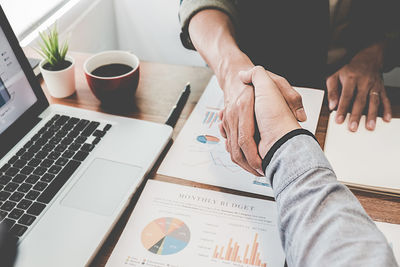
[179,0,238,50]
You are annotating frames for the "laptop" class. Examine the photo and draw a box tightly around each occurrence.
[0,6,172,267]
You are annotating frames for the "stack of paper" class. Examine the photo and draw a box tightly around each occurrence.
[324,111,400,195]
[375,221,400,262]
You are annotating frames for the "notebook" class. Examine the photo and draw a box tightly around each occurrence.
[324,111,400,195]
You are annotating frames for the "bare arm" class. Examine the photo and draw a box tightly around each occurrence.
[189,9,263,175]
[188,9,253,99]
[188,9,306,177]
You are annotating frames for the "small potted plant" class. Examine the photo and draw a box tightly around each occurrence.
[36,25,75,98]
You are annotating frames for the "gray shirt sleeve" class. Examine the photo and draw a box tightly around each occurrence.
[264,135,398,267]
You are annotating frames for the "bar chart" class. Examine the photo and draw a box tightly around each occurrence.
[203,109,219,128]
[212,233,267,267]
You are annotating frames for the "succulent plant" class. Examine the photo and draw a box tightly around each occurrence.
[36,24,70,71]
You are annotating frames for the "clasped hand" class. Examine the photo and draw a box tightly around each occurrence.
[219,67,302,176]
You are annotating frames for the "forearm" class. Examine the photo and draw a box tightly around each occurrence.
[188,10,253,95]
[264,135,397,266]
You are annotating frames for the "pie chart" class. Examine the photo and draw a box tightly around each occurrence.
[141,217,190,255]
[197,135,220,144]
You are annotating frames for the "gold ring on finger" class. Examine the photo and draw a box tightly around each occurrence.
[370,91,379,97]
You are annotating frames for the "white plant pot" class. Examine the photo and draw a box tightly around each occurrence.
[39,56,76,98]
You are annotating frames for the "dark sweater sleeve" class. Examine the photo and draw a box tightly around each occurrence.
[179,0,238,50]
[344,0,400,71]
[382,0,400,72]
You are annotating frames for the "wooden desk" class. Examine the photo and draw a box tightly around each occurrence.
[35,52,400,266]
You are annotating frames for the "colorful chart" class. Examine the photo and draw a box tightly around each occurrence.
[212,233,267,267]
[203,110,219,128]
[197,135,220,144]
[141,217,190,255]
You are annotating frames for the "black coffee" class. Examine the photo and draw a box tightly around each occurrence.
[91,63,133,77]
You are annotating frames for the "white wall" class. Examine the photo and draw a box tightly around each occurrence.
[113,0,205,66]
[23,0,118,54]
[65,0,118,53]
[24,0,205,67]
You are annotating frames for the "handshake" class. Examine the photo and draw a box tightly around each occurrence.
[218,66,302,176]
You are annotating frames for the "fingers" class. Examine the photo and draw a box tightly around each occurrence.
[336,76,356,124]
[381,89,392,122]
[219,123,227,138]
[228,89,262,176]
[365,82,391,131]
[348,82,369,132]
[266,71,307,122]
[364,78,384,131]
[239,69,253,84]
[218,110,227,138]
[240,66,275,93]
[222,108,231,153]
[365,88,380,130]
[326,74,340,111]
[237,96,263,175]
[220,86,262,176]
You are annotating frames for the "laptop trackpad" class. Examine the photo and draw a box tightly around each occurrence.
[61,158,142,216]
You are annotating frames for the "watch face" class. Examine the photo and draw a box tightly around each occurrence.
[0,78,11,108]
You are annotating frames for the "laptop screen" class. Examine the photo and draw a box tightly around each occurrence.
[0,26,37,134]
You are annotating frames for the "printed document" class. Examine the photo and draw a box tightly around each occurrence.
[106,180,285,267]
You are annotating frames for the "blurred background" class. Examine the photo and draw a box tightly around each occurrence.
[1,0,399,86]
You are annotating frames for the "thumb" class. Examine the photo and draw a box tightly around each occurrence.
[239,69,253,85]
[240,66,274,90]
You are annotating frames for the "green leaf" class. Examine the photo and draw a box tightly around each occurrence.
[35,22,69,68]
[60,39,68,59]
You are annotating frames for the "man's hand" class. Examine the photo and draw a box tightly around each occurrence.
[326,43,392,131]
[239,66,301,160]
[219,59,307,176]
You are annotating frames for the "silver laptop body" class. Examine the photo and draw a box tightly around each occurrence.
[0,6,172,266]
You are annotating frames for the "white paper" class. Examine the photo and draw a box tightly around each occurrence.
[106,180,285,267]
[375,221,400,263]
[158,76,324,196]
[324,111,400,191]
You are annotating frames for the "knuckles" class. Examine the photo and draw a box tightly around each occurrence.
[253,65,265,74]
[288,91,302,105]
[238,134,250,148]
[230,150,240,164]
[366,79,375,89]
[346,73,357,80]
[274,76,287,85]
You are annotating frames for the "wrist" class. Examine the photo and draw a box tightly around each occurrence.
[216,52,254,101]
[258,122,301,159]
[216,50,252,83]
[352,42,385,72]
[261,129,318,181]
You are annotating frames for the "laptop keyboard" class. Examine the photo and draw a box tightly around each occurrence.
[0,114,111,239]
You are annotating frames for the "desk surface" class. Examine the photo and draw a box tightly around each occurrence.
[35,52,400,266]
